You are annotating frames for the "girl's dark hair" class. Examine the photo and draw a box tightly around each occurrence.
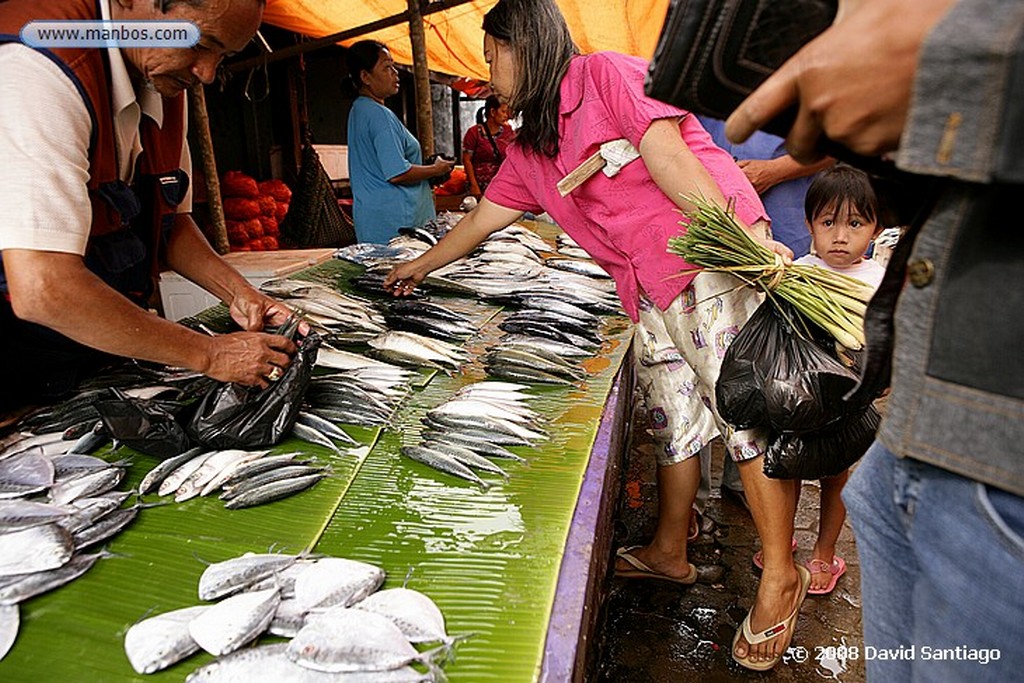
[475,95,502,124]
[342,40,387,98]
[804,163,882,227]
[482,0,577,157]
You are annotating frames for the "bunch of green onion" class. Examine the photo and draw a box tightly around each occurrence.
[667,195,874,350]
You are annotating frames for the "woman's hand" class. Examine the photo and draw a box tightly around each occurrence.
[431,156,456,177]
[383,259,428,296]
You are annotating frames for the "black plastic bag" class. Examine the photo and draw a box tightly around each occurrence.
[94,392,191,459]
[763,404,881,479]
[717,300,865,433]
[186,333,322,450]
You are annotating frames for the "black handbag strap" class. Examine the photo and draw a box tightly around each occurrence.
[482,123,503,162]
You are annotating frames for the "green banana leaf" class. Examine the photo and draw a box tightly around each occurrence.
[0,256,633,682]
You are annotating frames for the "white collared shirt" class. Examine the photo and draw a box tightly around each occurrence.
[0,0,192,256]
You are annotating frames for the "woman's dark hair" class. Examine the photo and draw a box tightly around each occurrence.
[804,163,882,227]
[342,40,386,98]
[475,95,502,124]
[482,0,577,157]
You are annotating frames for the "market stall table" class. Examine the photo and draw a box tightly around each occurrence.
[0,256,634,682]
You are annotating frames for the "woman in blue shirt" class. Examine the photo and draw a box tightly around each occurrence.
[345,41,455,244]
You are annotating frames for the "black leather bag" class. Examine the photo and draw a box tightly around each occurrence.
[645,0,838,137]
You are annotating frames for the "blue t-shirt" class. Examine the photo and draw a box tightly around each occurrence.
[347,96,436,244]
[697,116,814,257]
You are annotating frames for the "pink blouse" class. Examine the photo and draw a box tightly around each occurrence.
[485,51,768,321]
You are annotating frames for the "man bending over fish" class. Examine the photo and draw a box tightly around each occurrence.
[0,0,300,411]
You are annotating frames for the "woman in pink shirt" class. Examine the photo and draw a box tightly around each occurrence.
[385,0,806,670]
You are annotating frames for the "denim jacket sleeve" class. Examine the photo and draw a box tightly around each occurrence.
[897,0,1024,183]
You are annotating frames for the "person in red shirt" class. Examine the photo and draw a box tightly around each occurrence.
[462,95,515,198]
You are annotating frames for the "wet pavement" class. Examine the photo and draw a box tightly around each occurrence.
[592,395,866,682]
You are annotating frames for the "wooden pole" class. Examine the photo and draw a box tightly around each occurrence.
[188,84,229,254]
[408,0,434,158]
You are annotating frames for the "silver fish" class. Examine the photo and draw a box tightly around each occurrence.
[426,432,526,462]
[188,587,281,657]
[421,440,509,480]
[157,451,218,498]
[291,422,344,455]
[0,450,55,499]
[48,466,124,505]
[353,587,449,644]
[123,604,208,674]
[0,551,103,605]
[137,446,207,495]
[401,445,491,490]
[222,472,326,509]
[0,523,73,577]
[220,465,325,502]
[0,604,17,661]
[186,642,431,682]
[176,450,268,502]
[288,608,438,673]
[292,557,385,613]
[295,412,358,446]
[72,505,139,551]
[0,500,70,532]
[197,552,300,601]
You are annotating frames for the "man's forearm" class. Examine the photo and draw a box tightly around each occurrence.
[4,248,211,372]
[163,214,256,307]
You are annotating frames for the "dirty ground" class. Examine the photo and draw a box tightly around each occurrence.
[593,395,866,682]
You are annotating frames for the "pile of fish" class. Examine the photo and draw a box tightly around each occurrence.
[556,232,591,259]
[382,299,478,343]
[139,446,328,510]
[303,366,413,430]
[402,381,541,490]
[0,432,141,660]
[124,551,456,681]
[259,279,388,345]
[367,331,470,373]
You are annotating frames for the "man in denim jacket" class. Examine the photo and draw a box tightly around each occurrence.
[727,0,1023,680]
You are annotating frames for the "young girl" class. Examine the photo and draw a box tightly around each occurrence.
[795,164,886,595]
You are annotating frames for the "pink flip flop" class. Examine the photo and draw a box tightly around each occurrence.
[806,556,847,595]
[752,537,798,570]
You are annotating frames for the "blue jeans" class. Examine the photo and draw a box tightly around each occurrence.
[843,442,1024,682]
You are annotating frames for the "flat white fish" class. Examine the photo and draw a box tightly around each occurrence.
[293,557,385,612]
[48,466,125,505]
[0,604,17,661]
[123,604,209,674]
[353,588,449,644]
[188,587,280,657]
[0,500,70,532]
[0,523,73,577]
[0,551,103,605]
[186,642,431,682]
[288,608,426,673]
[0,451,55,499]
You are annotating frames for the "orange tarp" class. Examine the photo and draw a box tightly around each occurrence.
[262,0,671,81]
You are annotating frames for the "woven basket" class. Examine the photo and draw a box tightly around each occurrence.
[280,143,355,248]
